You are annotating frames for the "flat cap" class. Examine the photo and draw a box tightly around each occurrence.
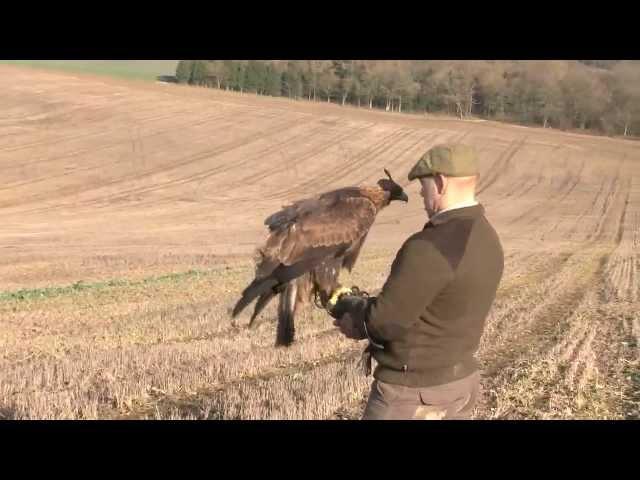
[408,144,479,181]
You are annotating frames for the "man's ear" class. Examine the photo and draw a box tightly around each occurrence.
[435,174,447,195]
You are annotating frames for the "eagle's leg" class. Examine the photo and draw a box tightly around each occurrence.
[311,260,342,309]
[296,274,313,310]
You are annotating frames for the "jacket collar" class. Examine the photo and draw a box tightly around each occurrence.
[424,204,485,229]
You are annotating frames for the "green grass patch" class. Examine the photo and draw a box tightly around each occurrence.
[0,269,218,302]
[0,60,179,82]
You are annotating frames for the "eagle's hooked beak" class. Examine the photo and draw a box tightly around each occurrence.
[398,191,409,203]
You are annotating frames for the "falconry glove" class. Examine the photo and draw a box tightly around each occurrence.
[326,286,370,319]
[327,287,385,376]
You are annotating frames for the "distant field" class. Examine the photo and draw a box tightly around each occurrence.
[0,60,179,81]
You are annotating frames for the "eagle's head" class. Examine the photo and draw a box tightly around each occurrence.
[378,169,409,204]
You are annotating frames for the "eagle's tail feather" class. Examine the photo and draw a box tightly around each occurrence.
[232,276,279,318]
[276,282,297,347]
[249,290,277,327]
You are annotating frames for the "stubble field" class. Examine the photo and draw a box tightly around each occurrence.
[1,64,638,419]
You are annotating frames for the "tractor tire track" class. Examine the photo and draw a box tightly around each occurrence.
[506,155,587,231]
[477,246,612,418]
[350,129,443,188]
[0,107,284,210]
[477,136,527,196]
[92,114,320,205]
[3,113,305,216]
[117,347,362,420]
[0,109,252,190]
[0,107,252,175]
[0,101,212,154]
[300,128,416,195]
[221,121,377,191]
[264,127,412,201]
[92,115,343,209]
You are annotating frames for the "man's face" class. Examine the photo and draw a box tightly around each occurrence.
[419,175,443,217]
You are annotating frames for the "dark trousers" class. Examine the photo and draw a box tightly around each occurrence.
[362,370,482,420]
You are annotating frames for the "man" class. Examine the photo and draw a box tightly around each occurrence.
[332,143,504,420]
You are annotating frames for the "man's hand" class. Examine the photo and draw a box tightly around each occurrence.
[333,312,366,340]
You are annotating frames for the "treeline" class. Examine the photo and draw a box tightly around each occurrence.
[175,60,640,137]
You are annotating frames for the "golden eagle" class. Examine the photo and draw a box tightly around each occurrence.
[231,169,408,346]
